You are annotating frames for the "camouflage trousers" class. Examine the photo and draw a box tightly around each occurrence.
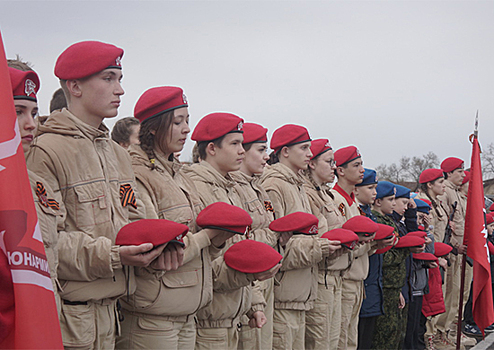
[372,288,408,350]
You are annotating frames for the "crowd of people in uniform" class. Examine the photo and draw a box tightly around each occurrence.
[5,39,494,350]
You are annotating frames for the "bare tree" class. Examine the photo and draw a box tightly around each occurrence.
[376,152,439,190]
[481,142,494,180]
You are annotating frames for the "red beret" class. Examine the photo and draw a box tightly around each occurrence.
[191,112,244,142]
[395,235,424,248]
[269,212,318,235]
[434,242,453,257]
[375,245,393,255]
[407,231,428,239]
[488,241,494,255]
[224,240,282,274]
[342,215,378,236]
[489,203,494,212]
[419,169,444,184]
[9,68,40,102]
[55,41,123,80]
[196,202,252,235]
[374,223,395,240]
[310,139,332,160]
[441,157,464,173]
[412,252,438,262]
[321,228,359,250]
[334,146,361,167]
[134,86,188,123]
[116,219,187,247]
[486,213,494,226]
[270,124,311,153]
[462,171,470,185]
[242,122,268,144]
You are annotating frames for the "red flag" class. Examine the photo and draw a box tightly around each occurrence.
[464,131,494,336]
[0,31,63,349]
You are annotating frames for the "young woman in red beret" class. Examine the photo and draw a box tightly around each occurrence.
[7,62,61,317]
[416,169,452,347]
[116,87,232,350]
[301,139,348,349]
[260,124,340,350]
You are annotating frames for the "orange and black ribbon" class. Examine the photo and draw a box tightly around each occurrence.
[120,184,137,209]
[36,182,60,210]
[338,202,346,217]
[264,200,274,213]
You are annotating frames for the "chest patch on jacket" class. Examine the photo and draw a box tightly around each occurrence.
[264,200,274,213]
[36,181,60,210]
[338,202,346,217]
[120,184,137,209]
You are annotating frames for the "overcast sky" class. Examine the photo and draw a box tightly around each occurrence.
[1,1,493,167]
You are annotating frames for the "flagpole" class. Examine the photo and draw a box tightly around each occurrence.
[456,256,467,349]
[456,111,478,350]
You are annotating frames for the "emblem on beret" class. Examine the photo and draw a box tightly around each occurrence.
[183,94,188,104]
[115,56,122,66]
[175,234,183,241]
[393,188,397,195]
[237,121,243,131]
[25,79,36,97]
[325,141,331,148]
[309,225,318,235]
[356,148,361,157]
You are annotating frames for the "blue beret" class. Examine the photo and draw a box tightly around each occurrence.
[414,199,431,214]
[355,168,377,187]
[394,185,411,199]
[375,181,396,199]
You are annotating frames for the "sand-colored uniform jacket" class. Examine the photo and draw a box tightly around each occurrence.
[185,162,265,328]
[29,170,61,313]
[302,175,351,280]
[260,163,330,310]
[437,179,466,248]
[26,109,137,303]
[120,147,213,320]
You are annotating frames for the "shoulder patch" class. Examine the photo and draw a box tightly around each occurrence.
[338,202,346,217]
[120,184,137,209]
[36,181,60,210]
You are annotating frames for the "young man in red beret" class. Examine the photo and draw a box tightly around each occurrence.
[330,146,376,350]
[229,122,279,350]
[435,157,476,347]
[187,113,279,350]
[26,41,167,349]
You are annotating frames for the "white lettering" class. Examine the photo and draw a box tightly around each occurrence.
[9,251,22,265]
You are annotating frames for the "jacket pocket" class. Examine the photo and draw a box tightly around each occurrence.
[73,182,110,227]
[272,321,288,349]
[60,302,95,347]
[160,204,194,226]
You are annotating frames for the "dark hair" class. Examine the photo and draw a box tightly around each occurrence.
[49,88,67,112]
[112,117,140,145]
[267,150,279,165]
[138,111,174,167]
[242,142,254,152]
[197,135,226,161]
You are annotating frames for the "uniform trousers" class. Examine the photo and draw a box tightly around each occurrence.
[238,279,274,350]
[60,300,118,350]
[196,326,240,350]
[272,309,305,350]
[305,274,342,350]
[373,287,407,350]
[116,310,195,350]
[338,279,364,350]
